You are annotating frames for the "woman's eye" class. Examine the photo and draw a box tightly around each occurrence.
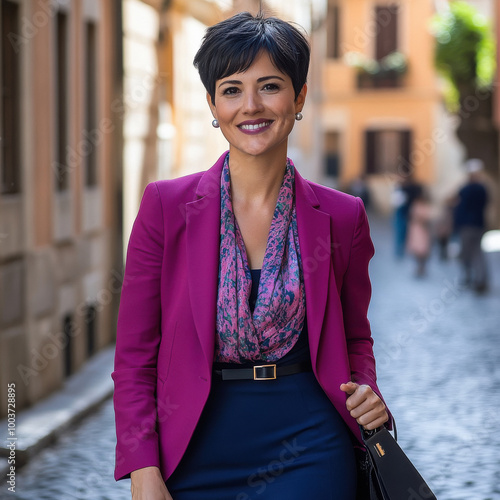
[222,87,240,95]
[262,83,280,91]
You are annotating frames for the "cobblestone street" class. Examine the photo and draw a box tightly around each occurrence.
[368,215,500,500]
[5,215,500,500]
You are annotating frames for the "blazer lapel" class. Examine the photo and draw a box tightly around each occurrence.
[185,155,331,374]
[294,169,332,372]
[185,153,227,372]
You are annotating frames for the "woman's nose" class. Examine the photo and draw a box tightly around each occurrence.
[242,91,264,114]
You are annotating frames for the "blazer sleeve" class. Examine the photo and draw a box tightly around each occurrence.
[341,198,392,421]
[111,182,164,481]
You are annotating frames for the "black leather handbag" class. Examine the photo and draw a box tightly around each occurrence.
[355,422,437,500]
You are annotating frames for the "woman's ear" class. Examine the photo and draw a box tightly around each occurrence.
[295,83,308,113]
[206,92,217,118]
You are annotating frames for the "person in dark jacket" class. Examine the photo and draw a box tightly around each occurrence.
[453,159,489,293]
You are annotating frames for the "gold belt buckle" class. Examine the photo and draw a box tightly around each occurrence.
[253,364,277,380]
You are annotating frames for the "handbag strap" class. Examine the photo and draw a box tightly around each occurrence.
[360,417,397,443]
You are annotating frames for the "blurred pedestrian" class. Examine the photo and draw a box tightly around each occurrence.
[112,12,390,500]
[406,191,433,277]
[453,159,489,293]
[391,174,423,258]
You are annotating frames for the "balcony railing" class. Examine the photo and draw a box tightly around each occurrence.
[344,51,408,90]
[356,69,404,89]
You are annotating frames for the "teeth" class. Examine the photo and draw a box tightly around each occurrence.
[240,121,271,130]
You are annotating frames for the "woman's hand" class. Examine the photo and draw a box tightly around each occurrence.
[130,466,173,500]
[340,381,389,430]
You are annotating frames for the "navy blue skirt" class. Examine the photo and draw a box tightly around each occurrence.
[165,371,357,500]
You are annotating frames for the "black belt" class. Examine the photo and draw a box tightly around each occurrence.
[213,361,312,381]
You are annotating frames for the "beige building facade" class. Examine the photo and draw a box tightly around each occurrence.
[0,0,123,416]
[123,0,467,218]
[122,0,326,242]
[321,0,464,211]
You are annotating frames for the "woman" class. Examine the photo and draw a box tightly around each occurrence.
[113,12,390,500]
[406,191,433,277]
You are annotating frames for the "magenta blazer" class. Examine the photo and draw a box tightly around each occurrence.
[112,152,389,481]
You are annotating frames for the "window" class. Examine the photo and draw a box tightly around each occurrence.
[63,313,75,377]
[375,5,399,60]
[84,21,98,187]
[355,4,402,89]
[85,303,97,357]
[55,11,69,191]
[1,0,21,194]
[326,1,341,59]
[324,131,342,178]
[365,129,411,175]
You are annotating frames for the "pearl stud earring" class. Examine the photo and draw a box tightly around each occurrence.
[295,112,303,121]
[212,119,220,128]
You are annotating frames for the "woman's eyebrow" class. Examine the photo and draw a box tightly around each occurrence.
[257,75,285,83]
[218,75,285,88]
[218,79,242,88]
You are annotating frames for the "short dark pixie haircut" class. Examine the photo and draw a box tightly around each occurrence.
[194,12,310,105]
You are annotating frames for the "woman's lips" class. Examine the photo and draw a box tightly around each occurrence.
[238,120,273,134]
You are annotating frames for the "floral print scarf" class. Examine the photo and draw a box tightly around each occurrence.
[215,154,306,363]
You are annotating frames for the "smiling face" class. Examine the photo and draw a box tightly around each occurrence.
[208,51,307,160]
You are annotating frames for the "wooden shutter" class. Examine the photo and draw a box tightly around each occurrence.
[365,130,376,175]
[327,2,341,59]
[324,131,341,178]
[55,11,69,191]
[399,129,412,175]
[1,0,21,194]
[85,21,98,187]
[375,5,398,60]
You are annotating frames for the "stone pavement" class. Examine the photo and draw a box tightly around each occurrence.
[1,215,499,500]
[367,214,500,500]
[0,346,115,496]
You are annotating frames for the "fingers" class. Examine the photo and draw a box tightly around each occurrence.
[345,385,377,412]
[361,412,389,431]
[355,406,389,430]
[341,383,389,430]
[340,381,359,395]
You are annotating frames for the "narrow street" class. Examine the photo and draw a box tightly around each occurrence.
[8,215,500,500]
[368,214,500,499]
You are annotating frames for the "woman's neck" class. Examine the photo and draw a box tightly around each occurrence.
[228,147,288,206]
